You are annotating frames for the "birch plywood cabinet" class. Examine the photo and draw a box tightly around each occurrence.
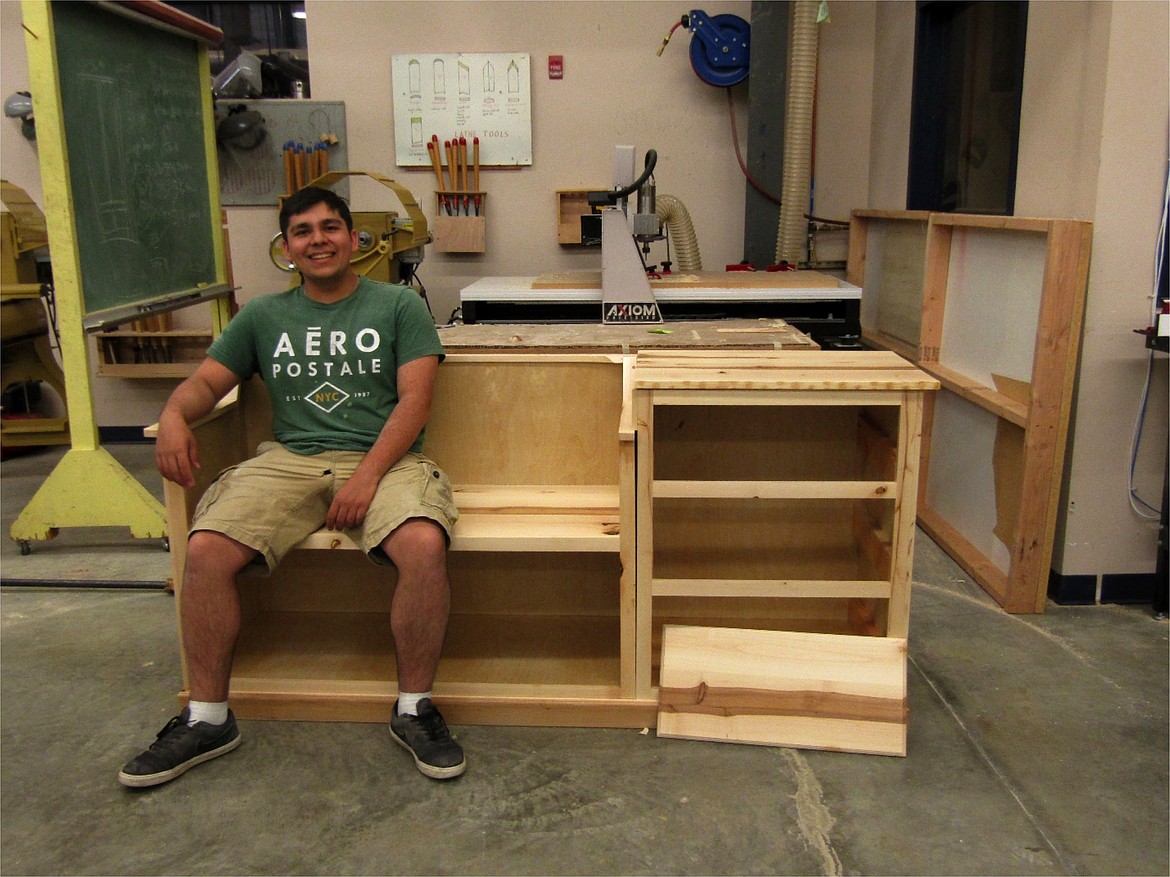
[157,342,936,730]
[632,351,938,697]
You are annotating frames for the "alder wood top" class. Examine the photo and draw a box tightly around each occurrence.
[633,349,940,391]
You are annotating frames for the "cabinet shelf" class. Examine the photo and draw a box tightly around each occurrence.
[95,329,213,377]
[234,611,622,688]
[650,579,893,599]
[227,609,630,723]
[651,480,897,500]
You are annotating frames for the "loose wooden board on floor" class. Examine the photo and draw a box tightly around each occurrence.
[656,625,908,756]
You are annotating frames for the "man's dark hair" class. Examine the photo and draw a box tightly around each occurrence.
[279,186,353,238]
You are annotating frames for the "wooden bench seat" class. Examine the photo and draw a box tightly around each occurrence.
[295,484,622,553]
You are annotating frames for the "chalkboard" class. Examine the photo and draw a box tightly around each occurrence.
[51,1,219,324]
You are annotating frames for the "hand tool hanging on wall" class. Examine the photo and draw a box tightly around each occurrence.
[473,137,481,216]
[428,136,448,214]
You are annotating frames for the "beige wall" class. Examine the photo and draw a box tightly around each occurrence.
[1043,0,1168,577]
[2,1,1165,580]
[811,0,876,261]
[308,0,751,320]
[866,1,913,208]
[1,1,40,207]
[1013,1,1110,219]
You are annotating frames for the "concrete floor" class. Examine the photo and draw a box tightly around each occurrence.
[1,443,1167,876]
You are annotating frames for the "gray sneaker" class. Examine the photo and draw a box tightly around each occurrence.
[118,708,241,788]
[390,698,466,779]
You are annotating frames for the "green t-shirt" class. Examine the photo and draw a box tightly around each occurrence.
[207,277,444,455]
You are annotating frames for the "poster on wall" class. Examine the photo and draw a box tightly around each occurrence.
[391,53,532,167]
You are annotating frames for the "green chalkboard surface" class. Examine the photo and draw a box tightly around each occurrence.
[52,1,218,322]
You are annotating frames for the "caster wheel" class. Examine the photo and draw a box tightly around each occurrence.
[162,537,171,553]
[18,540,32,556]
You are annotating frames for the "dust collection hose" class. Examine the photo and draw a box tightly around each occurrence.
[656,194,702,271]
[776,0,820,264]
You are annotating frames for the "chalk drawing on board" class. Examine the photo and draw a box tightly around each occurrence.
[56,7,219,320]
[76,74,132,244]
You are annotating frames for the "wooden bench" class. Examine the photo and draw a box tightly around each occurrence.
[152,353,648,727]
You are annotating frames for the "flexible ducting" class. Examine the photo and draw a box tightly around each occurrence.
[776,0,820,265]
[656,193,702,271]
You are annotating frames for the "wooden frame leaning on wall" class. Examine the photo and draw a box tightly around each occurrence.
[848,210,1093,613]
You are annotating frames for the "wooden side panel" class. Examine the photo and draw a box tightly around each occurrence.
[634,388,656,699]
[657,626,907,756]
[886,391,924,638]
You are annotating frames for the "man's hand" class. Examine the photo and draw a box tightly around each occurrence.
[155,412,201,488]
[323,355,438,531]
[326,470,380,531]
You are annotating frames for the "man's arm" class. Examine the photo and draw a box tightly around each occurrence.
[155,357,243,488]
[325,354,439,531]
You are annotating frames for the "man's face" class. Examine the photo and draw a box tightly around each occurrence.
[281,201,358,284]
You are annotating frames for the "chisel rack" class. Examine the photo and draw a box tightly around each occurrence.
[434,192,486,253]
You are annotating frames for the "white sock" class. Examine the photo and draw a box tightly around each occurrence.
[187,700,229,726]
[397,692,431,717]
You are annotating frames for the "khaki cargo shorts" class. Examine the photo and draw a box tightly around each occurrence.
[191,442,459,571]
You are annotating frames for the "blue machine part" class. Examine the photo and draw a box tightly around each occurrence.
[687,10,751,87]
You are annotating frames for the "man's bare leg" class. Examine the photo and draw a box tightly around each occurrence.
[181,530,259,702]
[382,518,451,693]
[118,530,254,787]
[383,518,465,779]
